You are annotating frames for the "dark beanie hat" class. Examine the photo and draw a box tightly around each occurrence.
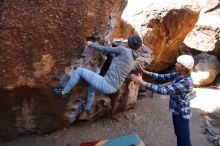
[128,35,142,50]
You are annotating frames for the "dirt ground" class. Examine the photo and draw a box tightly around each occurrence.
[0,89,214,146]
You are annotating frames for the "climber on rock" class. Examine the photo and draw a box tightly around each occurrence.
[54,35,142,111]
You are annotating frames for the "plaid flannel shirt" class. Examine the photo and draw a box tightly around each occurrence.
[145,72,193,119]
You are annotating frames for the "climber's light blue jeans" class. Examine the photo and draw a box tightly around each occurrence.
[63,67,117,110]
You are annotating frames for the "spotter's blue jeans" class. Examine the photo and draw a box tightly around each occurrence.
[63,67,117,110]
[172,114,192,146]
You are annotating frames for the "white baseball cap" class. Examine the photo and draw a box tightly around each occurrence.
[177,55,194,69]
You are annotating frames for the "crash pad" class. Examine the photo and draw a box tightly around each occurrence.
[80,133,145,146]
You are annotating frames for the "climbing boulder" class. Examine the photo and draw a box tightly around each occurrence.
[121,0,200,71]
[0,0,127,141]
[192,53,220,86]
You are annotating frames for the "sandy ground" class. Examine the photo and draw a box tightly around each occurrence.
[0,88,216,146]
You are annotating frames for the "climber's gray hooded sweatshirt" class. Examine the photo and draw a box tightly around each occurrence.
[88,43,139,89]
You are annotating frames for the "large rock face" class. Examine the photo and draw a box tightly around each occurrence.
[0,0,127,89]
[0,0,128,141]
[121,0,200,71]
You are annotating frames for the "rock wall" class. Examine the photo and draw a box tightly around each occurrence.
[0,0,127,141]
[0,0,127,89]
